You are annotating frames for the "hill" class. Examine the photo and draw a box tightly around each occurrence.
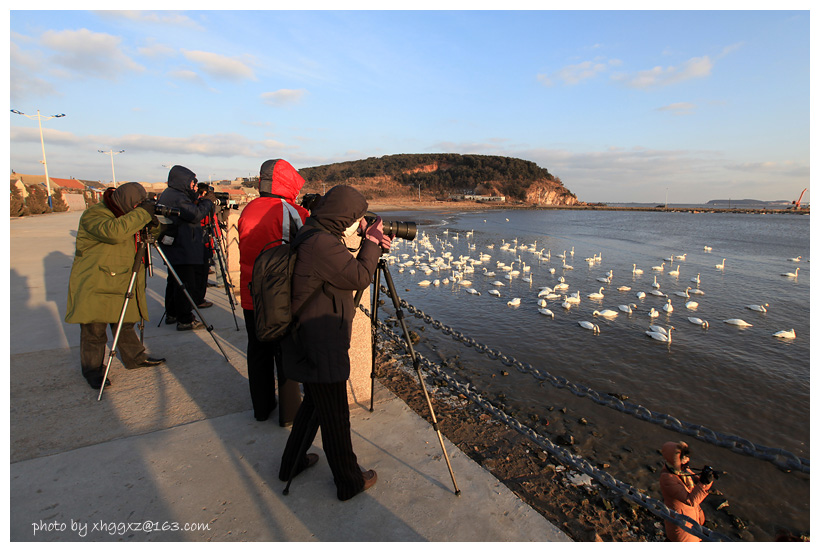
[297,153,579,206]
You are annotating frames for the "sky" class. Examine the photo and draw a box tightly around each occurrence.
[7,6,812,204]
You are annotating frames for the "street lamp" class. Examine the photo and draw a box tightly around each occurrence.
[11,109,66,209]
[98,149,125,186]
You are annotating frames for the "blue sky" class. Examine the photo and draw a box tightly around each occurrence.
[8,8,811,204]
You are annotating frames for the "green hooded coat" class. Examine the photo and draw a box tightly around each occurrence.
[65,200,152,324]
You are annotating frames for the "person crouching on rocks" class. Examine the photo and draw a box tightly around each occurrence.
[659,441,714,542]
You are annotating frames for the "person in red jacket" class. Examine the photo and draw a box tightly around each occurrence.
[238,159,309,425]
[659,441,715,542]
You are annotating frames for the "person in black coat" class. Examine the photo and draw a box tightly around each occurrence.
[278,185,392,501]
[157,165,215,330]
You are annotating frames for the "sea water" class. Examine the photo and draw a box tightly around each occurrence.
[380,208,810,540]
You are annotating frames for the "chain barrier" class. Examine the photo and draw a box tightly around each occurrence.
[365,288,809,475]
[369,316,733,542]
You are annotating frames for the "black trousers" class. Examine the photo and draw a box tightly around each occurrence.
[80,322,147,379]
[279,381,364,501]
[164,264,203,323]
[193,262,210,305]
[243,309,302,424]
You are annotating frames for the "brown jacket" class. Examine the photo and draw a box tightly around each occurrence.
[659,444,713,542]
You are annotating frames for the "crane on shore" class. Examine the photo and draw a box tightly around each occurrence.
[790,188,807,210]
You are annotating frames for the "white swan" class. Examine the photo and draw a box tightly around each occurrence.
[619,303,637,313]
[724,319,753,327]
[773,329,796,339]
[674,287,691,298]
[538,308,555,318]
[662,299,673,313]
[675,253,687,261]
[788,256,802,262]
[646,326,674,343]
[746,303,769,312]
[433,279,440,286]
[561,300,573,310]
[554,282,569,291]
[703,245,712,251]
[649,289,667,297]
[564,294,581,304]
[652,275,660,289]
[593,309,619,319]
[507,297,521,307]
[465,288,481,295]
[715,259,726,270]
[685,300,698,310]
[636,291,646,299]
[687,317,709,328]
[632,263,644,275]
[418,280,432,287]
[488,289,501,297]
[578,321,601,334]
[781,267,800,278]
[648,324,668,335]
[588,287,605,299]
[648,308,659,318]
[537,288,553,297]
[689,288,705,295]
[652,262,666,272]
[617,285,632,291]
[491,281,506,287]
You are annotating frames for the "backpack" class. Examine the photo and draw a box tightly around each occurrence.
[249,227,325,342]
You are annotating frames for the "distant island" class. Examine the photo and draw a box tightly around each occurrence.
[298,153,579,207]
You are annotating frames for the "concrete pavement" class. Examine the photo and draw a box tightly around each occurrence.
[8,211,571,542]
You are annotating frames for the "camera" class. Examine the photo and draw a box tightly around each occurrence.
[300,193,322,211]
[156,203,181,217]
[213,191,238,209]
[364,211,417,241]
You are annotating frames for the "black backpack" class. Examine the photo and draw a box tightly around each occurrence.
[249,227,325,342]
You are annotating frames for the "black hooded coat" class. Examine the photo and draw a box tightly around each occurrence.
[285,185,382,384]
[157,165,213,265]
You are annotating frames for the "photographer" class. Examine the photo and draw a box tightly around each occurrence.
[157,165,215,331]
[65,182,165,390]
[278,185,392,501]
[238,159,309,424]
[659,441,715,542]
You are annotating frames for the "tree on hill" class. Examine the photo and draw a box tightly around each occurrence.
[10,183,28,217]
[24,184,50,214]
[51,188,69,212]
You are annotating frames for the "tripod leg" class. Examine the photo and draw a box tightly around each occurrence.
[369,267,382,412]
[379,261,461,495]
[98,241,147,400]
[152,242,231,363]
[210,226,239,331]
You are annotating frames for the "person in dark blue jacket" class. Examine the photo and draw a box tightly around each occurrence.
[157,165,215,330]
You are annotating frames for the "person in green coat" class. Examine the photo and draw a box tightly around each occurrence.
[65,182,166,389]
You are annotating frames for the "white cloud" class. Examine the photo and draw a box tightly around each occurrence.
[95,10,203,30]
[261,89,308,107]
[181,50,256,81]
[615,55,713,89]
[40,29,144,79]
[538,58,620,86]
[656,102,696,115]
[138,40,176,59]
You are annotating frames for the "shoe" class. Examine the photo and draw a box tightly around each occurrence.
[86,375,112,390]
[134,357,166,368]
[197,301,213,309]
[362,469,378,491]
[165,316,177,325]
[177,320,205,331]
[278,453,320,482]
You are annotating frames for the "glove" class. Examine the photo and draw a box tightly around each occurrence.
[699,466,714,485]
[364,216,385,246]
[138,198,156,217]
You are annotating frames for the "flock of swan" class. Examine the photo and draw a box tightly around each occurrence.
[384,229,803,344]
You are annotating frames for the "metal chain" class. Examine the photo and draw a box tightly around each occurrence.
[372,318,733,542]
[363,289,809,475]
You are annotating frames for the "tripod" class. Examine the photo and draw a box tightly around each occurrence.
[203,211,239,330]
[98,228,231,400]
[358,257,461,495]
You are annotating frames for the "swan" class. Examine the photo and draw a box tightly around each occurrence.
[648,307,659,318]
[649,289,667,297]
[636,291,646,299]
[646,326,674,343]
[689,288,705,295]
[724,319,753,327]
[652,262,666,272]
[593,309,619,319]
[457,280,473,286]
[491,281,506,286]
[662,299,673,313]
[548,267,556,274]
[562,263,574,270]
[596,276,612,283]
[537,299,547,307]
[773,329,796,339]
[578,321,601,334]
[483,268,496,277]
[507,297,521,307]
[781,268,800,278]
[561,300,573,310]
[687,317,709,328]
[564,294,581,304]
[664,254,674,262]
[648,324,668,335]
[652,275,660,289]
[433,279,440,286]
[538,308,555,318]
[715,259,726,270]
[668,264,680,277]
[632,263,644,275]
[619,303,637,313]
[537,288,553,297]
[674,287,691,298]
[554,282,569,291]
[691,273,701,284]
[617,285,632,291]
[588,287,605,299]
[746,303,769,312]
[418,280,432,287]
[703,245,713,251]
[685,300,698,310]
[465,288,481,295]
[488,289,501,297]
[675,254,687,261]
[788,256,802,262]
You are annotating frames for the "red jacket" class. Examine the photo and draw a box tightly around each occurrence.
[238,161,308,310]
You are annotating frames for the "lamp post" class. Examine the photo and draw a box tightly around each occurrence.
[99,149,125,186]
[11,109,66,209]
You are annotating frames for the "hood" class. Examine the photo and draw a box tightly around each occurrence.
[662,441,685,466]
[308,185,368,236]
[107,182,147,216]
[167,165,197,197]
[259,159,304,200]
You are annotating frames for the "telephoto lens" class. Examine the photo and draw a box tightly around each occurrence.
[364,212,417,241]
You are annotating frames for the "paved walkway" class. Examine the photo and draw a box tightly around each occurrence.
[9,211,571,542]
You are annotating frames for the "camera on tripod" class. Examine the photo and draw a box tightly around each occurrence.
[364,211,417,241]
